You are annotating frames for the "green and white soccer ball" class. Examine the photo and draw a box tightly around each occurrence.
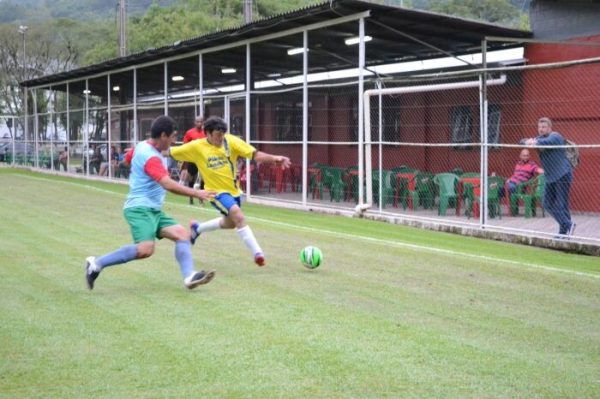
[299,246,323,269]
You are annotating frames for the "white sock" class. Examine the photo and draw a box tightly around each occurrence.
[197,217,223,234]
[236,225,263,256]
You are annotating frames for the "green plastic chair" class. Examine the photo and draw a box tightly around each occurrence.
[433,173,459,216]
[459,172,480,211]
[323,167,346,202]
[39,154,51,168]
[450,167,463,176]
[412,171,435,210]
[372,170,395,208]
[468,176,505,219]
[392,166,418,209]
[510,174,545,218]
[391,165,416,174]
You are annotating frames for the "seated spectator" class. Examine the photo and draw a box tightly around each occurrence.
[58,146,68,171]
[100,146,121,177]
[85,144,103,174]
[118,147,133,178]
[503,148,544,197]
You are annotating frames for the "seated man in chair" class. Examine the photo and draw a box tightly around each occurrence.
[504,149,544,198]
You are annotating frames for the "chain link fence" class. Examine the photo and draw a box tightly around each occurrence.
[5,40,599,247]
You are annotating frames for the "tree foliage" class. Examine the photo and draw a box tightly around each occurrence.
[429,0,519,25]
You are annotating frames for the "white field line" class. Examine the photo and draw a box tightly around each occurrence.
[18,174,600,280]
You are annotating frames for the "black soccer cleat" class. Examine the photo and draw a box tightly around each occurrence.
[184,270,216,289]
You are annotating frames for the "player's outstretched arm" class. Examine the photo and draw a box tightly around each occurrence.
[158,176,216,200]
[253,151,291,169]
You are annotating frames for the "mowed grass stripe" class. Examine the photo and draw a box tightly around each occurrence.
[0,169,599,397]
[14,169,600,277]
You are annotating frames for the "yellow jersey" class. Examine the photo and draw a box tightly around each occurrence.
[170,133,255,195]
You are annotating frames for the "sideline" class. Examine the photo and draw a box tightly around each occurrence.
[16,172,600,280]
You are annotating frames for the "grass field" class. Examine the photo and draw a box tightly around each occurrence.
[1,168,599,398]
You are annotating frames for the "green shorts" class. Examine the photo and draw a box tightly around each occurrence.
[123,207,178,243]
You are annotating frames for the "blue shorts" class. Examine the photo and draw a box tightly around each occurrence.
[211,193,241,216]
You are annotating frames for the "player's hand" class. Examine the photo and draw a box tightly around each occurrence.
[275,156,291,169]
[197,190,217,200]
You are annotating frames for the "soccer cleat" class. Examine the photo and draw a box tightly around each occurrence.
[568,222,577,236]
[85,256,100,290]
[254,253,266,267]
[189,220,200,245]
[184,270,216,289]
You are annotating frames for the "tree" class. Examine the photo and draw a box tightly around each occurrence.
[429,0,519,25]
[0,22,78,139]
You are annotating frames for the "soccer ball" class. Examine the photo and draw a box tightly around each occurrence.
[299,246,323,269]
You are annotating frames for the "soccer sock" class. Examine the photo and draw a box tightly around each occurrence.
[196,217,222,234]
[236,225,263,256]
[175,240,195,279]
[96,244,138,270]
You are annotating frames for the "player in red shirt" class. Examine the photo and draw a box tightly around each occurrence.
[180,116,206,204]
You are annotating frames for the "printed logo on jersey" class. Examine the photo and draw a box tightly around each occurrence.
[207,155,227,169]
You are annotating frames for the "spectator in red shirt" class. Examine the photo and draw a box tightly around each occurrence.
[180,116,206,204]
[183,116,206,143]
[505,148,544,196]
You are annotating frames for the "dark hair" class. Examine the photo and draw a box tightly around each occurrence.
[203,116,228,134]
[150,115,176,139]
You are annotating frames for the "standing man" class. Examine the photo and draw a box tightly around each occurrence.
[521,117,575,237]
[180,116,206,204]
[85,116,217,290]
[167,116,291,267]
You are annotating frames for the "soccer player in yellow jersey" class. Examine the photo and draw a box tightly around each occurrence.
[168,116,291,266]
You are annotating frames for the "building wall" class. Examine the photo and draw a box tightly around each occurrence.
[522,35,600,211]
[252,61,598,212]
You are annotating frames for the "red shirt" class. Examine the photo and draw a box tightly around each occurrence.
[183,127,206,143]
[509,160,539,184]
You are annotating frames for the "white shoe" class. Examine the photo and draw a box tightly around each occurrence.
[85,256,101,290]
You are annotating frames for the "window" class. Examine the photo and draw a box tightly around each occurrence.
[274,100,310,141]
[451,106,472,149]
[487,104,501,146]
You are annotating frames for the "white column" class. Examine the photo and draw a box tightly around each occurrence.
[479,39,488,226]
[85,80,90,176]
[359,18,367,207]
[246,43,252,196]
[164,61,168,115]
[66,82,70,171]
[133,68,138,145]
[107,74,112,178]
[302,30,309,206]
[33,88,38,168]
[199,54,204,117]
